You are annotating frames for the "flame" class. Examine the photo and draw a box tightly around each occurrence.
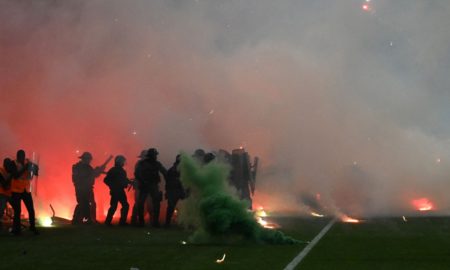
[254,206,280,229]
[255,209,267,218]
[412,198,434,212]
[341,215,361,223]
[216,254,226,264]
[39,216,53,227]
[311,212,324,218]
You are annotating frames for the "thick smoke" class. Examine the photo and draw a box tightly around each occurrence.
[1,0,450,219]
[178,154,298,244]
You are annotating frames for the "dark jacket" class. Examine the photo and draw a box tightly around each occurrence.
[165,164,183,192]
[134,159,166,189]
[104,166,130,192]
[72,162,102,189]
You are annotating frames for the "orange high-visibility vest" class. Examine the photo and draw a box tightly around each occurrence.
[11,160,32,193]
[0,167,11,196]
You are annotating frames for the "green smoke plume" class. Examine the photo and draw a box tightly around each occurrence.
[178,154,299,244]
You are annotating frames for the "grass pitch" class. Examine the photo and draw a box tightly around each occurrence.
[1,216,449,270]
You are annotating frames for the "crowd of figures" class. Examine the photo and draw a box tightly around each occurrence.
[0,150,39,235]
[0,147,258,234]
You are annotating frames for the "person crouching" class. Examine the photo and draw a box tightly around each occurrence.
[104,155,132,226]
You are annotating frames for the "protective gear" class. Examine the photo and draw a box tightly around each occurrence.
[71,160,103,224]
[79,152,93,160]
[146,148,159,158]
[11,160,32,193]
[104,165,131,225]
[165,156,185,226]
[114,155,126,166]
[204,153,216,164]
[137,150,148,158]
[134,156,167,227]
[0,167,11,196]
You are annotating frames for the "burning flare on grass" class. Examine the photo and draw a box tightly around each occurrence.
[341,215,361,223]
[39,216,53,227]
[216,254,226,264]
[311,212,324,218]
[255,207,268,218]
[254,207,280,229]
[412,198,434,212]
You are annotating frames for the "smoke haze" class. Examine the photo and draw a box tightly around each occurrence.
[1,0,450,218]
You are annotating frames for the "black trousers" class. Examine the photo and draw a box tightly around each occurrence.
[137,186,161,226]
[131,188,152,225]
[11,191,35,233]
[105,189,129,224]
[72,187,96,224]
[165,191,182,225]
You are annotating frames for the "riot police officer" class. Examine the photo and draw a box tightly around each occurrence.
[135,148,166,227]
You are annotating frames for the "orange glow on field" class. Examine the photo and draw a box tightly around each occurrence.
[412,198,434,212]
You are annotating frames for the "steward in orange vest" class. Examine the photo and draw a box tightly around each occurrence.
[10,150,39,235]
[0,158,14,230]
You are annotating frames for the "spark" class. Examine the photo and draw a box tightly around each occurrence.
[216,254,226,264]
[436,158,441,164]
[362,4,370,11]
[132,130,137,136]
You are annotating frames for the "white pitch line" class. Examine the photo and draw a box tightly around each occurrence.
[283,218,336,270]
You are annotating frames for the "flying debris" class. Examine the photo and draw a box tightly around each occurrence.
[216,254,226,264]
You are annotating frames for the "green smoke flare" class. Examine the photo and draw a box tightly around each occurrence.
[178,154,299,244]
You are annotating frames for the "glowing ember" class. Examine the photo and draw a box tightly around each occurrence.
[341,215,361,223]
[362,4,370,11]
[311,212,324,218]
[216,254,226,264]
[39,216,53,227]
[412,198,434,211]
